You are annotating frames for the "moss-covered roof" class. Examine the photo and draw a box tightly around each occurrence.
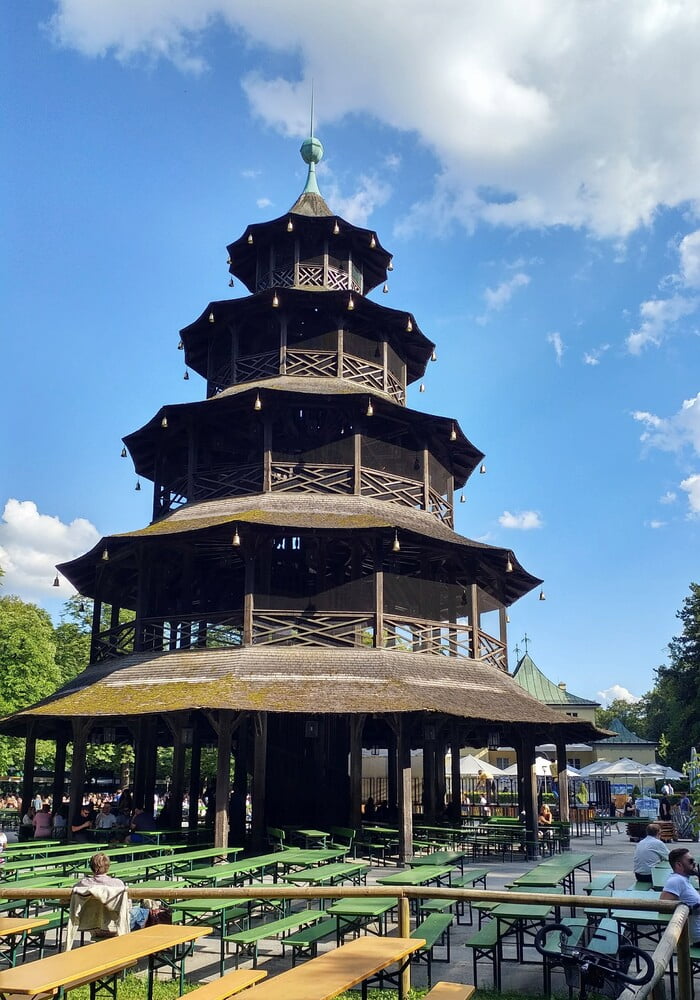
[0,646,604,744]
[594,717,656,745]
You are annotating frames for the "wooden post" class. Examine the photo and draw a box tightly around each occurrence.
[677,919,692,1000]
[243,553,254,646]
[165,717,187,831]
[398,895,412,994]
[263,418,272,493]
[214,710,234,851]
[337,326,344,380]
[353,430,361,495]
[52,734,68,817]
[423,731,436,821]
[230,716,249,848]
[396,717,413,864]
[251,712,268,851]
[349,715,365,830]
[450,727,462,815]
[470,584,480,659]
[422,446,430,512]
[68,719,91,841]
[20,723,37,817]
[555,737,570,825]
[374,538,384,648]
[520,735,538,860]
[387,732,398,813]
[435,738,447,815]
[188,731,202,838]
[499,606,508,670]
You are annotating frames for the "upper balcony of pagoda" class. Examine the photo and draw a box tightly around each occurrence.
[180,289,434,405]
[226,135,392,298]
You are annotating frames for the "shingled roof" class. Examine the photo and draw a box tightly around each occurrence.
[0,646,603,743]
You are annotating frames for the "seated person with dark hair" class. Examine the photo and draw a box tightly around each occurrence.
[128,806,157,844]
[633,823,669,882]
[661,848,700,945]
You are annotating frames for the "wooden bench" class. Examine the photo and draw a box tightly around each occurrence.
[224,909,325,967]
[280,918,337,965]
[0,923,212,1000]
[582,873,617,894]
[451,868,489,925]
[179,968,267,999]
[463,918,514,991]
[424,985,475,1000]
[328,827,355,856]
[411,913,453,987]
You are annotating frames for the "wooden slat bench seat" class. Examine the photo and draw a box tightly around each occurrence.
[463,918,514,991]
[424,984,475,1000]
[178,968,267,999]
[280,918,337,965]
[411,913,453,987]
[224,910,325,968]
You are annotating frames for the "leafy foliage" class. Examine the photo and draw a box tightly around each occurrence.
[595,698,648,736]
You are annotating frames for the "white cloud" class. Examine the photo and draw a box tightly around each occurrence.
[659,490,677,504]
[498,510,543,530]
[0,499,100,602]
[583,343,610,366]
[597,684,640,706]
[46,1,700,239]
[679,229,700,288]
[646,520,666,529]
[547,331,564,365]
[256,197,272,209]
[384,153,401,170]
[626,294,697,354]
[241,168,260,179]
[680,473,700,516]
[477,272,530,323]
[321,173,391,226]
[632,393,700,455]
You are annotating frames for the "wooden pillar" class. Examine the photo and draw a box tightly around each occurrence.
[20,723,37,817]
[165,717,187,831]
[337,326,344,380]
[435,738,447,815]
[387,732,398,812]
[132,719,147,807]
[89,595,102,663]
[396,717,413,864]
[243,553,255,646]
[555,737,570,825]
[142,725,158,815]
[519,734,538,860]
[230,716,249,847]
[251,712,268,851]
[188,731,202,837]
[423,728,437,821]
[374,538,384,648]
[450,726,462,817]
[68,719,91,841]
[499,606,508,670]
[470,584,480,659]
[214,710,234,851]
[353,430,361,495]
[262,418,272,492]
[349,715,365,829]
[52,734,68,816]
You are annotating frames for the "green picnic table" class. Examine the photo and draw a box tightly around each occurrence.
[326,897,396,942]
[278,861,370,889]
[490,900,553,972]
[169,897,250,975]
[291,829,330,849]
[376,864,455,888]
[408,851,468,873]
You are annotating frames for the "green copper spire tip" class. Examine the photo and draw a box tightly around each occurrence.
[300,136,324,196]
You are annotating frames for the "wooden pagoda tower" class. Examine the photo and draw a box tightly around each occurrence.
[1,135,601,854]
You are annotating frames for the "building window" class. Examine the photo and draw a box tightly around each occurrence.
[568,758,581,770]
[565,711,579,717]
[496,757,511,770]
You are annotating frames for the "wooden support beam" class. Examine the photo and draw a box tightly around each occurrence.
[214,710,234,851]
[396,716,413,864]
[450,727,462,818]
[20,723,37,817]
[68,718,92,841]
[519,734,538,860]
[555,737,570,825]
[374,538,384,648]
[251,712,268,851]
[52,734,68,818]
[243,554,255,646]
[470,584,480,659]
[349,715,365,829]
[188,730,202,838]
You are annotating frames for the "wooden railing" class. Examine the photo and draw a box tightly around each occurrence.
[92,609,506,669]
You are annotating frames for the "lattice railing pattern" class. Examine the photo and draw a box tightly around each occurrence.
[428,485,453,527]
[270,463,353,494]
[327,267,350,290]
[478,630,508,671]
[386,369,405,403]
[285,350,338,378]
[236,352,278,382]
[297,264,325,288]
[253,611,374,648]
[383,616,473,656]
[92,609,505,665]
[193,464,262,500]
[342,354,384,392]
[209,362,233,387]
[360,468,424,507]
[271,266,295,287]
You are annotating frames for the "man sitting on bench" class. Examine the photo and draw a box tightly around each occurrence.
[67,852,149,948]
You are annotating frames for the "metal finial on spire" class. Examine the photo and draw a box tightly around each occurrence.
[299,83,323,197]
[522,632,530,653]
[514,642,521,660]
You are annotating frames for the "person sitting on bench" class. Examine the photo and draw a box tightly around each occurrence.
[633,823,669,883]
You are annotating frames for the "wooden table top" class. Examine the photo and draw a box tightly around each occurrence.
[0,923,212,995]
[230,935,424,1000]
[0,916,49,937]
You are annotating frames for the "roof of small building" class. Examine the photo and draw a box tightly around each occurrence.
[594,717,656,745]
[511,653,600,708]
[0,646,604,743]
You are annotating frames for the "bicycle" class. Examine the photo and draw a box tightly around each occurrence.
[534,920,655,999]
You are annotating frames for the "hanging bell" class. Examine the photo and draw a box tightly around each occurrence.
[247,233,253,244]
[347,295,355,311]
[332,220,340,235]
[272,293,279,308]
[382,283,389,294]
[460,494,466,503]
[177,340,184,350]
[387,259,394,271]
[228,278,234,287]
[254,394,262,411]
[287,218,294,232]
[431,350,437,362]
[479,464,486,475]
[366,398,374,417]
[208,311,215,324]
[183,371,189,380]
[506,555,513,573]
[450,424,457,441]
[52,575,60,587]
[161,416,168,429]
[392,531,400,553]
[419,383,425,393]
[370,234,376,248]
[232,527,241,547]
[406,317,413,332]
[120,447,127,458]
[135,481,141,492]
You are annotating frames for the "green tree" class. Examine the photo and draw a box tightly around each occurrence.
[0,595,62,774]
[643,583,700,769]
[595,698,648,736]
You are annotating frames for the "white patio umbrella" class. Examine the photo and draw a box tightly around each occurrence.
[645,763,684,780]
[458,754,506,777]
[577,759,612,777]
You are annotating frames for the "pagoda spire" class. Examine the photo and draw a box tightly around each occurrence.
[289,98,332,217]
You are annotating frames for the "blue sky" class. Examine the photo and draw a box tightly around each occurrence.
[3,1,700,706]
